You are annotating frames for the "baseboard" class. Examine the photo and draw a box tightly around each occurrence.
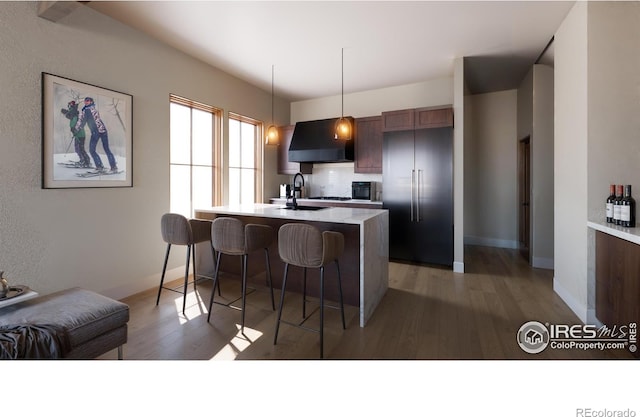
[532,256,554,270]
[587,310,602,327]
[553,277,588,323]
[464,235,519,249]
[103,265,184,301]
[453,261,465,273]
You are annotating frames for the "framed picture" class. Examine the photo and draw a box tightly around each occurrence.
[41,72,132,188]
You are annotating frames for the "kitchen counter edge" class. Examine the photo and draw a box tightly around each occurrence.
[587,220,640,246]
[195,204,387,225]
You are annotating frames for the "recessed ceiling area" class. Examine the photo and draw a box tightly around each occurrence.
[87,1,573,101]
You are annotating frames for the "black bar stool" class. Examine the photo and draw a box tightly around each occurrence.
[207,217,276,332]
[156,213,214,313]
[274,223,346,358]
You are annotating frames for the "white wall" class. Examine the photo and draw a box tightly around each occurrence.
[587,1,640,221]
[465,90,519,249]
[554,1,640,323]
[290,78,453,122]
[586,1,640,321]
[453,57,466,273]
[516,64,555,269]
[0,3,289,299]
[554,1,589,322]
[531,65,554,269]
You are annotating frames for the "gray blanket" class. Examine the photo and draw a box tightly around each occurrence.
[0,324,71,359]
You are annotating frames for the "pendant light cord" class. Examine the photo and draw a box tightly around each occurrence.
[341,48,344,118]
[271,64,275,124]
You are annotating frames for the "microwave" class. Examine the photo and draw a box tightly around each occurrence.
[352,181,375,200]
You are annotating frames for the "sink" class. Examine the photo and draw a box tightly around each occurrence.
[280,205,327,211]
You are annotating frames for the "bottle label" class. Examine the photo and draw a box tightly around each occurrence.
[606,203,613,218]
[621,206,631,222]
[614,205,621,220]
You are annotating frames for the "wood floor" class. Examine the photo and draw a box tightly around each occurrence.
[99,245,634,360]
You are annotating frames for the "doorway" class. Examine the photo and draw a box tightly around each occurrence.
[518,136,531,263]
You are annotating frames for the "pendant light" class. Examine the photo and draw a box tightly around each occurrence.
[334,48,352,140]
[265,64,279,145]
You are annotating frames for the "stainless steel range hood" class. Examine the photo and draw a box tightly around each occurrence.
[288,117,354,163]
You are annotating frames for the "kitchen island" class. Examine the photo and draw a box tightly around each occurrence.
[194,204,388,327]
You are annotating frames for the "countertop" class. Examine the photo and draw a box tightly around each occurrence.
[195,204,387,225]
[587,220,640,245]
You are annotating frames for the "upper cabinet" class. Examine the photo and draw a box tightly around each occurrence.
[414,107,454,129]
[354,116,383,173]
[382,107,453,132]
[381,109,414,132]
[277,125,312,175]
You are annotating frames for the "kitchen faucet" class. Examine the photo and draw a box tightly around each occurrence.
[289,172,305,209]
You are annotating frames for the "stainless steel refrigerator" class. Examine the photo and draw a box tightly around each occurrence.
[382,127,453,266]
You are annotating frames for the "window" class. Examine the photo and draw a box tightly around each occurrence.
[228,113,263,205]
[169,95,221,217]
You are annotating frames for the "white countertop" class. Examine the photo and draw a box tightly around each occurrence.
[587,220,640,245]
[195,203,387,225]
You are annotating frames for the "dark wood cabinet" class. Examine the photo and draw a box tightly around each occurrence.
[381,109,414,132]
[415,107,454,129]
[354,116,383,173]
[595,231,640,358]
[382,107,453,132]
[277,125,312,175]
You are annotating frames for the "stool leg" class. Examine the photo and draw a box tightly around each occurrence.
[319,266,325,359]
[182,245,191,314]
[192,243,198,292]
[274,263,289,345]
[207,251,223,323]
[265,248,275,310]
[241,254,248,332]
[336,260,346,329]
[212,247,221,296]
[156,243,171,305]
[302,267,307,319]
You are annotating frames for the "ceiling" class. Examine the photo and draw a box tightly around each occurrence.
[87,1,572,102]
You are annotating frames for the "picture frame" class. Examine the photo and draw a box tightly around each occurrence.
[41,72,133,188]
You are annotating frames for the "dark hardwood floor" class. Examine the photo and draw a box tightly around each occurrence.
[98,245,634,360]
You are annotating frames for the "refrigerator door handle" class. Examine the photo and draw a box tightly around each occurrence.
[410,169,415,222]
[417,169,421,222]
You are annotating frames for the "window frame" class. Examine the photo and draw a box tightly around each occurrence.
[227,112,264,205]
[169,94,223,217]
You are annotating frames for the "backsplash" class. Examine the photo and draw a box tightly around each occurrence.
[291,163,382,200]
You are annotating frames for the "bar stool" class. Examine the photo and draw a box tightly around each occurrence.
[274,223,346,358]
[156,213,215,314]
[207,217,276,331]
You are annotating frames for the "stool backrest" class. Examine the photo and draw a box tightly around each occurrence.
[211,217,245,255]
[278,223,325,268]
[161,213,192,245]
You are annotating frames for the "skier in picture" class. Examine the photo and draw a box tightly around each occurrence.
[61,100,91,168]
[73,96,118,173]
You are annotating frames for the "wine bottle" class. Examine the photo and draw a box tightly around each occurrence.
[621,185,635,227]
[606,184,616,223]
[614,185,623,225]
